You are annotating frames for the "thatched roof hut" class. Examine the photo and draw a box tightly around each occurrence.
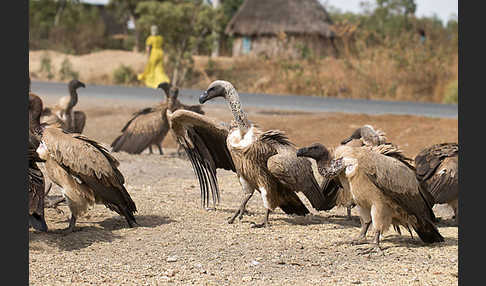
[225,0,335,37]
[225,0,337,58]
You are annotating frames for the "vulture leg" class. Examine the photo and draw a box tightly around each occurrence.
[62,215,77,234]
[228,192,254,224]
[357,231,384,256]
[250,209,271,228]
[157,144,164,155]
[148,145,153,154]
[351,221,372,245]
[346,206,352,220]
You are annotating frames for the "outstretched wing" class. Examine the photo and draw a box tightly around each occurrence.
[168,109,236,208]
[111,107,167,154]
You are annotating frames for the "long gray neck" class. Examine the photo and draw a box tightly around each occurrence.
[68,85,78,110]
[225,87,250,134]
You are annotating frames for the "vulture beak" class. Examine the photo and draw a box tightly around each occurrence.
[199,90,209,104]
[296,147,308,157]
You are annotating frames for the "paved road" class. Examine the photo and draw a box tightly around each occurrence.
[31,81,458,118]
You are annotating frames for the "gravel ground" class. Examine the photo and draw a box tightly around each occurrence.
[29,96,458,285]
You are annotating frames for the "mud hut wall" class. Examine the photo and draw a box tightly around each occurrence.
[232,35,336,58]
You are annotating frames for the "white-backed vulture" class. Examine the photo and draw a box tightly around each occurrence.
[414,142,458,223]
[169,80,328,227]
[319,125,391,219]
[28,93,48,232]
[41,79,86,133]
[111,83,205,155]
[30,94,137,233]
[297,143,443,251]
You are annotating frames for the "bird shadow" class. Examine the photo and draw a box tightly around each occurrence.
[280,213,362,229]
[381,234,458,249]
[98,214,175,231]
[435,218,458,227]
[29,214,174,251]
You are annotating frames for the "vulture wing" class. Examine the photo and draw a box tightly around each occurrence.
[111,107,167,154]
[28,132,48,231]
[362,151,443,243]
[267,148,328,211]
[42,127,137,225]
[167,109,236,208]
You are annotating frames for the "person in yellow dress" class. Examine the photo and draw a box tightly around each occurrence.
[137,25,170,88]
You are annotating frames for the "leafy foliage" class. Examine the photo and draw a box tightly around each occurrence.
[136,0,221,86]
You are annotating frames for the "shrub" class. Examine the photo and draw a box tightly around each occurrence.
[38,52,54,80]
[113,64,138,85]
[443,80,458,104]
[59,58,79,80]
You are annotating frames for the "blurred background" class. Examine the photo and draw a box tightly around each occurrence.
[29,0,458,104]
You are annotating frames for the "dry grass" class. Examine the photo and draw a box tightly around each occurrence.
[29,48,457,103]
[30,95,458,285]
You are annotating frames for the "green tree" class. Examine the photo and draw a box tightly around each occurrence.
[107,0,169,52]
[136,0,221,86]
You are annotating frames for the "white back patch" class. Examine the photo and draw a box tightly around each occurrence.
[36,142,49,160]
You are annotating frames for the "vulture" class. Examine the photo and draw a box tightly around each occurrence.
[28,93,48,232]
[111,82,204,155]
[30,94,137,233]
[319,125,390,219]
[41,79,87,133]
[297,143,443,251]
[414,142,459,223]
[168,80,328,227]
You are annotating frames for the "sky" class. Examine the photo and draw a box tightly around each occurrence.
[321,0,458,25]
[82,0,458,25]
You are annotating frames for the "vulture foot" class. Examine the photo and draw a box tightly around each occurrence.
[250,221,268,228]
[356,245,384,256]
[61,215,77,234]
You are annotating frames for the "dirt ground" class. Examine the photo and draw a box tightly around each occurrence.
[29,95,458,285]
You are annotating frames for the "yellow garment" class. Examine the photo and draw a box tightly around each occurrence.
[137,35,170,88]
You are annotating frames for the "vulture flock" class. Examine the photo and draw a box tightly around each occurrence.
[29,78,458,253]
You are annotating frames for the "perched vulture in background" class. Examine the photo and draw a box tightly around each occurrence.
[111,82,204,155]
[169,80,328,227]
[414,142,459,223]
[41,79,87,133]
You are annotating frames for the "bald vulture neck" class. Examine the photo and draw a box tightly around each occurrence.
[68,85,79,111]
[225,87,250,135]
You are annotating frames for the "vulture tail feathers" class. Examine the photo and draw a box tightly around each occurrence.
[412,217,444,243]
[279,191,310,216]
[318,178,342,211]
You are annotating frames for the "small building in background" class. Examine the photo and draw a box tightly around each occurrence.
[225,0,338,58]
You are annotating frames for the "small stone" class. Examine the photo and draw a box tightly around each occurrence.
[242,276,252,282]
[251,260,260,266]
[167,256,178,262]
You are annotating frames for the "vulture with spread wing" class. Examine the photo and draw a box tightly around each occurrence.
[168,80,328,227]
[111,83,204,155]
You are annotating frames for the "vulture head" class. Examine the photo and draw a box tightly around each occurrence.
[157,82,172,98]
[297,143,348,179]
[297,143,331,162]
[340,125,385,146]
[68,79,86,91]
[199,80,233,104]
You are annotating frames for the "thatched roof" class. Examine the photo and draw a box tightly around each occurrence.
[225,0,335,38]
